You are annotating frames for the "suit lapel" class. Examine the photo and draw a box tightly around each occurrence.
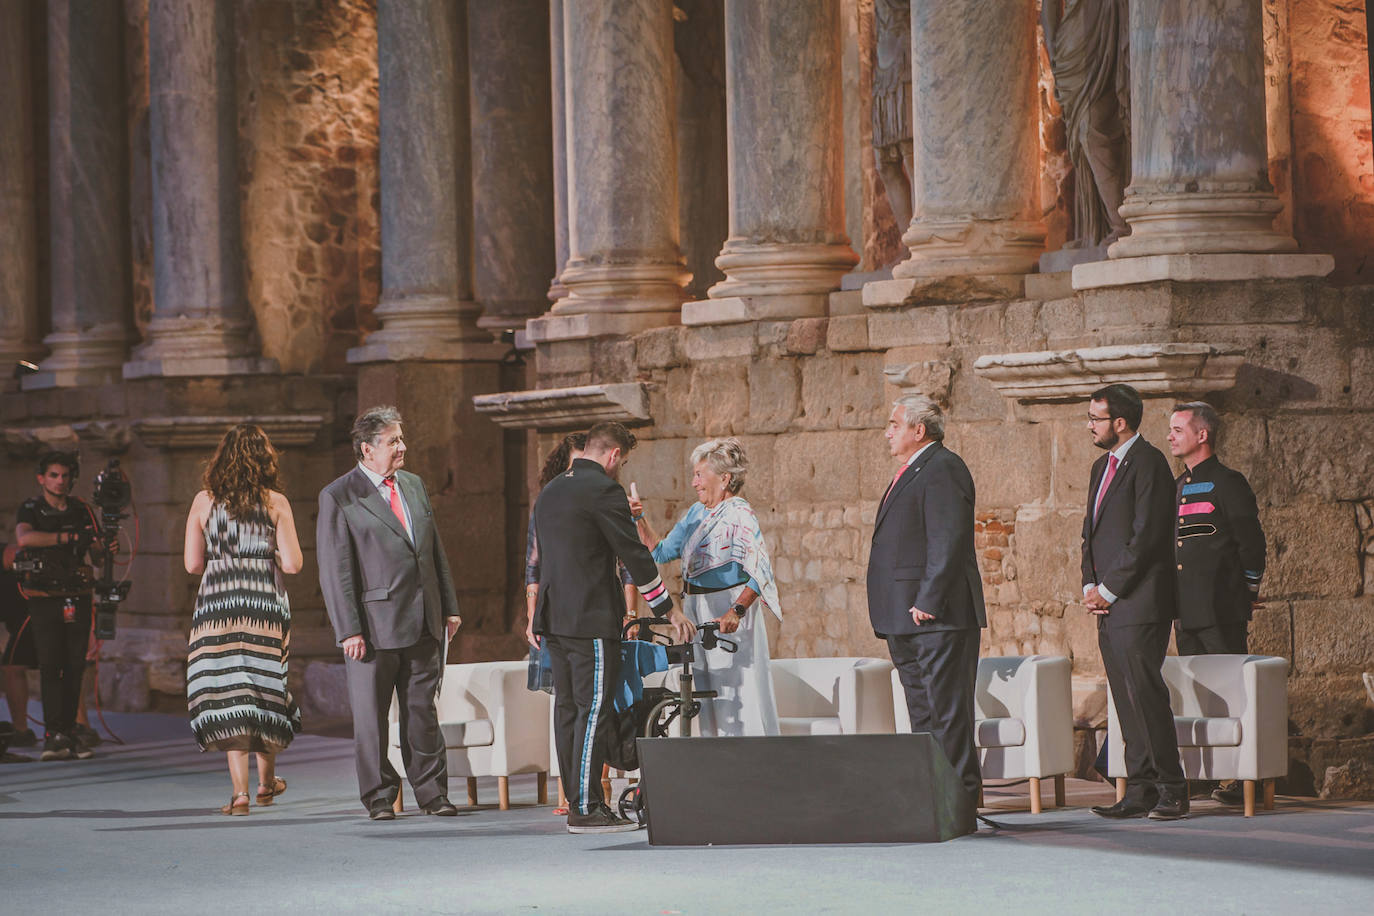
[398,471,426,550]
[874,442,940,534]
[353,467,412,547]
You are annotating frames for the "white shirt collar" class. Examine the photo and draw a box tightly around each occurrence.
[1109,432,1140,464]
[904,441,936,468]
[357,462,392,487]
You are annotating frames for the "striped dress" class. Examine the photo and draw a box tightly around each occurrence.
[187,501,301,752]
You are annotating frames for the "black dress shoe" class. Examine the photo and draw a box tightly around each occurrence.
[1148,785,1190,820]
[368,799,396,821]
[420,796,458,816]
[1091,796,1155,819]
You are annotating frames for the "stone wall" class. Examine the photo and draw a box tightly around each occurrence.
[534,275,1374,796]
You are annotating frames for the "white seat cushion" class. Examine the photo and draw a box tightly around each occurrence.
[1174,716,1241,748]
[778,716,844,737]
[389,718,495,749]
[974,717,1026,748]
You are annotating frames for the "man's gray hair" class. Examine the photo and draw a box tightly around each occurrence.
[892,393,944,441]
[1172,400,1221,448]
[352,405,403,459]
[690,437,749,495]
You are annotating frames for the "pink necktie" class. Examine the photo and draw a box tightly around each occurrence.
[883,464,908,506]
[1094,454,1119,519]
[383,477,410,535]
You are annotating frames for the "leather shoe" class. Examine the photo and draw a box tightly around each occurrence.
[1090,794,1156,819]
[1148,785,1190,820]
[420,796,458,816]
[367,799,396,821]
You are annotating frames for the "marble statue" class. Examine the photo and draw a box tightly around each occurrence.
[872,0,913,234]
[1042,0,1131,251]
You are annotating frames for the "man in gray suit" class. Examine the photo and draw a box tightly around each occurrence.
[318,406,462,820]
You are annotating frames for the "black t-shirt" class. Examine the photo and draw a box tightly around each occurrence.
[0,541,25,628]
[15,497,99,592]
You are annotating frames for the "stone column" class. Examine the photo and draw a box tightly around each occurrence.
[530,0,688,342]
[125,0,275,378]
[547,0,569,304]
[27,0,131,390]
[349,0,497,363]
[0,0,43,368]
[468,0,555,334]
[1107,0,1296,259]
[685,0,857,326]
[868,0,1044,305]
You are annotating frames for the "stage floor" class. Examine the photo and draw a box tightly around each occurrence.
[1,705,1371,914]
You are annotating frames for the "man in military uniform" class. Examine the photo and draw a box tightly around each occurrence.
[1166,402,1265,656]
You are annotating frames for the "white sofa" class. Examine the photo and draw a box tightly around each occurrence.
[389,660,551,811]
[1107,654,1288,816]
[892,655,1074,813]
[772,657,896,736]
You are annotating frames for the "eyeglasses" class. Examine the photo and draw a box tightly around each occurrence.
[1086,415,1112,425]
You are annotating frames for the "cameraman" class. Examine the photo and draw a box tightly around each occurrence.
[15,451,109,761]
[1,541,38,747]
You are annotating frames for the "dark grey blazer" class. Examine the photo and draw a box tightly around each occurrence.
[317,466,459,650]
[1080,437,1178,628]
[866,442,987,637]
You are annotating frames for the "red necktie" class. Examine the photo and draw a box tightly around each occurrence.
[383,477,410,535]
[882,463,908,507]
[1094,454,1119,519]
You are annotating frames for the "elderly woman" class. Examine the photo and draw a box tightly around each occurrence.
[628,437,781,737]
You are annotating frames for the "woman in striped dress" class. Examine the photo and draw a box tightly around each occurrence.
[184,424,303,816]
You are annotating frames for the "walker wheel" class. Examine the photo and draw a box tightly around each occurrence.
[618,785,645,826]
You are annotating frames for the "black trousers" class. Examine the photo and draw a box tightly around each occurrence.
[27,595,91,736]
[1099,621,1184,796]
[1175,622,1248,656]
[546,634,620,816]
[343,635,447,809]
[887,628,981,805]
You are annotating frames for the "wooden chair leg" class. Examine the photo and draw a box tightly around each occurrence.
[537,771,549,805]
[1029,777,1042,814]
[1262,778,1275,811]
[977,787,984,808]
[466,776,478,807]
[498,776,510,811]
[1053,774,1066,808]
[1243,779,1256,817]
[392,791,404,814]
[1115,777,1127,802]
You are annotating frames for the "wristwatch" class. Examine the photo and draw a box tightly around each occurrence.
[730,603,747,619]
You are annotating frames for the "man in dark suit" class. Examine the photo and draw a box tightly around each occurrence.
[867,394,985,813]
[532,421,694,834]
[1082,384,1188,820]
[318,406,463,821]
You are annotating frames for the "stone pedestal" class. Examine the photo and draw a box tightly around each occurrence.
[27,0,131,391]
[349,0,498,365]
[1107,0,1298,260]
[866,0,1043,306]
[547,0,569,304]
[0,1,43,367]
[532,0,688,342]
[469,0,555,334]
[126,0,276,379]
[686,0,857,327]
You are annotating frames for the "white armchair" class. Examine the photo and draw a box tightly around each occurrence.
[891,656,1074,813]
[1107,654,1288,817]
[389,660,551,811]
[771,658,896,736]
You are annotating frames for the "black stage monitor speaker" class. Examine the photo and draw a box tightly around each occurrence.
[637,733,974,845]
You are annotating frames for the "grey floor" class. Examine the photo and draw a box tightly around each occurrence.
[2,705,1372,915]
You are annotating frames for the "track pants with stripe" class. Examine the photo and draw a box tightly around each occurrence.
[547,634,620,816]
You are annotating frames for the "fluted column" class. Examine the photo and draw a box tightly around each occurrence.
[872,0,1044,302]
[530,0,688,342]
[349,0,497,364]
[685,0,857,326]
[547,0,569,304]
[27,0,131,390]
[468,0,555,334]
[1108,0,1295,258]
[125,0,274,378]
[0,0,43,369]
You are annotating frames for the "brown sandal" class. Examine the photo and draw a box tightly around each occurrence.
[256,776,287,806]
[221,792,250,816]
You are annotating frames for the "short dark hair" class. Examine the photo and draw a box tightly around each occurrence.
[584,422,636,455]
[1172,400,1221,447]
[35,450,79,479]
[1091,384,1143,431]
[351,406,403,460]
